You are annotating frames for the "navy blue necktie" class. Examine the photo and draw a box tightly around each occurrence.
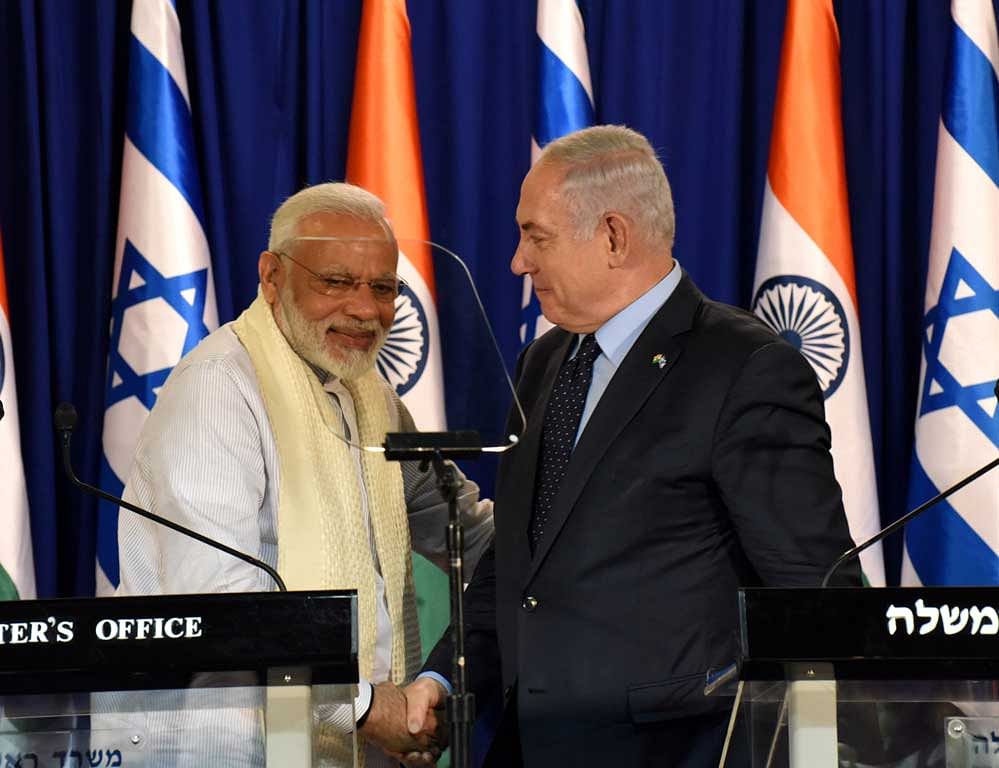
[529,333,600,553]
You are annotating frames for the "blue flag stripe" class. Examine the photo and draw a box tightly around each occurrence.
[905,457,999,584]
[942,21,999,187]
[536,41,594,147]
[127,35,207,227]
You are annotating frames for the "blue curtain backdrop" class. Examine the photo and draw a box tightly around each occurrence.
[0,0,974,598]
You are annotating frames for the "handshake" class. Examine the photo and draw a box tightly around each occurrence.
[359,676,450,766]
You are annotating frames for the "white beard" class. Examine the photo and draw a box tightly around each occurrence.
[275,293,387,381]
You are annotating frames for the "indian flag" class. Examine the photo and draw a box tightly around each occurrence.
[347,0,445,432]
[0,232,35,600]
[752,0,885,585]
[346,0,449,657]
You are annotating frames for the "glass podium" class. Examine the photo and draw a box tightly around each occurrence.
[0,590,357,767]
[715,587,999,768]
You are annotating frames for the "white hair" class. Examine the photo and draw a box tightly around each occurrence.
[268,182,390,251]
[537,124,675,248]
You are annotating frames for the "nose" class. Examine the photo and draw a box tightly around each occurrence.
[511,243,532,277]
[342,283,381,321]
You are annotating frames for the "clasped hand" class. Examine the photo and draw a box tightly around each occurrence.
[360,677,448,766]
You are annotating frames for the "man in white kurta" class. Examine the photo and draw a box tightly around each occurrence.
[112,183,493,767]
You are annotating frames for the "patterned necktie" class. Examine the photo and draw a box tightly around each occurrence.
[529,333,600,553]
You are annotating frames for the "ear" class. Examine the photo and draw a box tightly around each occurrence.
[258,251,283,304]
[604,212,630,268]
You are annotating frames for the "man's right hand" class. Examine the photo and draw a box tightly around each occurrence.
[404,676,448,737]
[390,677,449,767]
[359,681,442,760]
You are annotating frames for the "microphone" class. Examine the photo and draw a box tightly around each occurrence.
[53,402,286,592]
[821,378,999,587]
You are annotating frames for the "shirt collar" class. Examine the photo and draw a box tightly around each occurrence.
[304,360,346,394]
[593,260,683,366]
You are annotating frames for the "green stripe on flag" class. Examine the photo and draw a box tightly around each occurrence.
[413,553,452,768]
[0,564,18,601]
[413,553,450,661]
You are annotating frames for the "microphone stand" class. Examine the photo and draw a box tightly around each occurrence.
[822,454,999,587]
[384,432,480,768]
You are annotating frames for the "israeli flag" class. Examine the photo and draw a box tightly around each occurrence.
[902,0,999,585]
[97,0,218,594]
[521,0,595,343]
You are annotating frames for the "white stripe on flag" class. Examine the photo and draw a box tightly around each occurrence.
[954,0,999,77]
[756,182,885,585]
[112,138,218,319]
[925,124,999,301]
[130,0,190,106]
[537,0,593,102]
[395,251,446,431]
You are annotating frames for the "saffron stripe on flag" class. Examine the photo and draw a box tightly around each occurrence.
[346,0,446,432]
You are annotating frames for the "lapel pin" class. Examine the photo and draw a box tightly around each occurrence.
[652,353,668,369]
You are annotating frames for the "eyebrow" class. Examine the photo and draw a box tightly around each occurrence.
[317,265,398,279]
[518,220,552,235]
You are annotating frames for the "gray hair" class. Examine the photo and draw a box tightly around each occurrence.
[268,182,390,251]
[537,125,675,248]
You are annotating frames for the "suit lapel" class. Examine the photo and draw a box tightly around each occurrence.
[526,275,704,582]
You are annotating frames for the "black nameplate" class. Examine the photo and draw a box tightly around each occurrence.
[383,430,483,460]
[740,587,999,680]
[0,590,357,694]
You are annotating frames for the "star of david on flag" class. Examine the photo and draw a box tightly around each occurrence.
[918,248,999,436]
[105,241,211,412]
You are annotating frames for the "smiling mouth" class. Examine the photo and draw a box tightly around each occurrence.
[327,328,375,350]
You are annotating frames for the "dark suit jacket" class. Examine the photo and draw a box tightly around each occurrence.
[427,274,861,767]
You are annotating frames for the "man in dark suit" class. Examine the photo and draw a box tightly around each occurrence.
[403,124,860,767]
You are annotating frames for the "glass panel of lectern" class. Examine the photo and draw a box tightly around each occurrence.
[0,591,357,767]
[711,587,999,768]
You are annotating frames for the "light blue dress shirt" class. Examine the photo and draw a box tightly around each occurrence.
[575,261,683,444]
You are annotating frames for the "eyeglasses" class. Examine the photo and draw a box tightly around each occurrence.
[274,251,406,303]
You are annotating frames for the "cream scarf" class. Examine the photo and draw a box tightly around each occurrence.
[232,293,421,765]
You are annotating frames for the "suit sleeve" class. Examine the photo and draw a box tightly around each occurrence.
[710,340,862,587]
[422,536,502,700]
[418,344,533,695]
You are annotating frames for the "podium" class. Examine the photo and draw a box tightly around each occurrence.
[0,590,357,767]
[716,587,999,767]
